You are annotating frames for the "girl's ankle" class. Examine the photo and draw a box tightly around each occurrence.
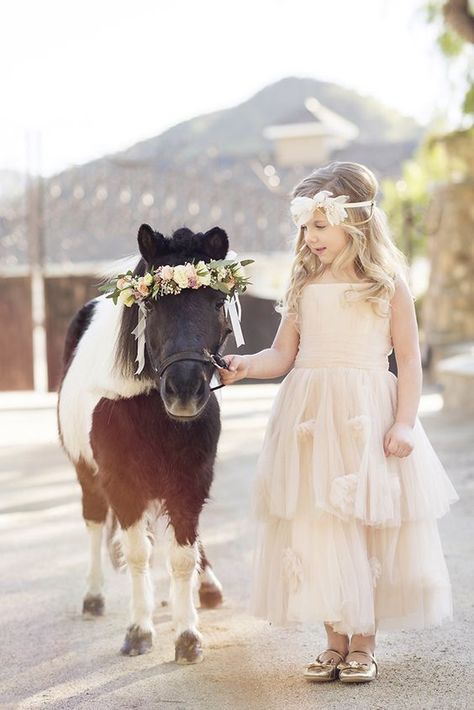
[348,645,375,656]
[349,633,376,654]
[326,641,349,656]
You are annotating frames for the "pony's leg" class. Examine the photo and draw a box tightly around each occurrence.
[165,520,203,664]
[120,514,154,656]
[76,459,108,617]
[197,540,223,609]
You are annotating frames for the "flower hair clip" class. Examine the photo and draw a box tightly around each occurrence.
[290,190,375,228]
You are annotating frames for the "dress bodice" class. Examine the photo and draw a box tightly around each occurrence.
[293,283,393,371]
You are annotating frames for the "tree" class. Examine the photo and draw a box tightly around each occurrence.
[427,0,474,115]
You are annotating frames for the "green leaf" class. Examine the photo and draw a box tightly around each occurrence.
[463,83,474,115]
[437,30,464,58]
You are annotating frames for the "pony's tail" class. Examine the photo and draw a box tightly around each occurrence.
[105,508,157,573]
[105,509,127,572]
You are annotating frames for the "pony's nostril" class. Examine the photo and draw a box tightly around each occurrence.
[165,378,177,397]
[196,378,206,397]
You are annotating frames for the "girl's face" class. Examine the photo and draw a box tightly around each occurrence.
[302,209,349,264]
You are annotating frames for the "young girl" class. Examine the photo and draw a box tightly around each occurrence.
[219,161,459,683]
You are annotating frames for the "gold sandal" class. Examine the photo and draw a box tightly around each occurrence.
[304,649,346,682]
[337,649,378,683]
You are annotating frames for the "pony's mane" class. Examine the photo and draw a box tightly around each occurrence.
[100,254,141,280]
[116,227,221,380]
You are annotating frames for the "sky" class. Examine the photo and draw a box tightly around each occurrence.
[0,0,463,177]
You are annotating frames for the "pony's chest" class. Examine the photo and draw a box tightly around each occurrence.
[90,391,220,476]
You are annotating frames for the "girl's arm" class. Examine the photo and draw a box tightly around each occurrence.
[219,314,300,384]
[383,277,422,457]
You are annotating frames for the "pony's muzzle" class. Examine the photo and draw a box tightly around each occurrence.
[160,365,210,419]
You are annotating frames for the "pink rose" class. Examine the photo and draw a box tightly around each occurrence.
[160,265,174,281]
[136,278,150,297]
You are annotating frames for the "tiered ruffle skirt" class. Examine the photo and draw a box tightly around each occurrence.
[249,367,459,634]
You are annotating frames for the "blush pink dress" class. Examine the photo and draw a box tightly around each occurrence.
[249,282,459,635]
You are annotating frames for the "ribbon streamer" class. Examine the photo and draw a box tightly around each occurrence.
[131,302,147,375]
[224,293,244,347]
[223,250,244,347]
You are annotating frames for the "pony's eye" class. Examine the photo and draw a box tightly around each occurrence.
[215,300,226,311]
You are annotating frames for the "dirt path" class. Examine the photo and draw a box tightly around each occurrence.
[0,384,472,709]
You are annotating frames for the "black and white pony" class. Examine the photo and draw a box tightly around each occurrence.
[58,224,236,663]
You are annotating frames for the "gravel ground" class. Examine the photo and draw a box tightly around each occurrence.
[0,384,472,710]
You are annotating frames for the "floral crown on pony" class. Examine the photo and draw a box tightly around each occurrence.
[99,252,253,376]
[290,190,376,228]
[100,257,253,308]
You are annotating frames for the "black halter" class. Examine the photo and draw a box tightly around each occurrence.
[147,346,229,391]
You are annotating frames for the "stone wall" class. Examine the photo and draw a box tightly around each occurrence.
[423,180,474,366]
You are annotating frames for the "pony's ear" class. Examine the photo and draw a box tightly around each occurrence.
[137,224,168,262]
[201,227,229,260]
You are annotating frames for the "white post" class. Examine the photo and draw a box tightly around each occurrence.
[26,130,48,393]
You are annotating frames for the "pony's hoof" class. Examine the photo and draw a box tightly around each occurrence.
[120,624,153,656]
[82,594,105,617]
[199,582,223,609]
[175,630,203,664]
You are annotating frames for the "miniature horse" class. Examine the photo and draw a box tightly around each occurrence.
[58,223,233,663]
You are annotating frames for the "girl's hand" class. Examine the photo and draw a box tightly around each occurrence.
[218,354,250,385]
[383,422,415,458]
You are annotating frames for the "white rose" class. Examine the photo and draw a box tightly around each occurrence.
[118,288,136,307]
[143,272,153,286]
[173,264,189,288]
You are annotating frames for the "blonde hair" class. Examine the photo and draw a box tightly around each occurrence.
[277,161,408,329]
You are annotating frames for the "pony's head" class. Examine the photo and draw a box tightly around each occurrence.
[117,223,233,419]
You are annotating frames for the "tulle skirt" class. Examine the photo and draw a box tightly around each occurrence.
[249,366,459,634]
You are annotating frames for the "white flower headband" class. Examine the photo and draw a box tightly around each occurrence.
[290,190,376,228]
